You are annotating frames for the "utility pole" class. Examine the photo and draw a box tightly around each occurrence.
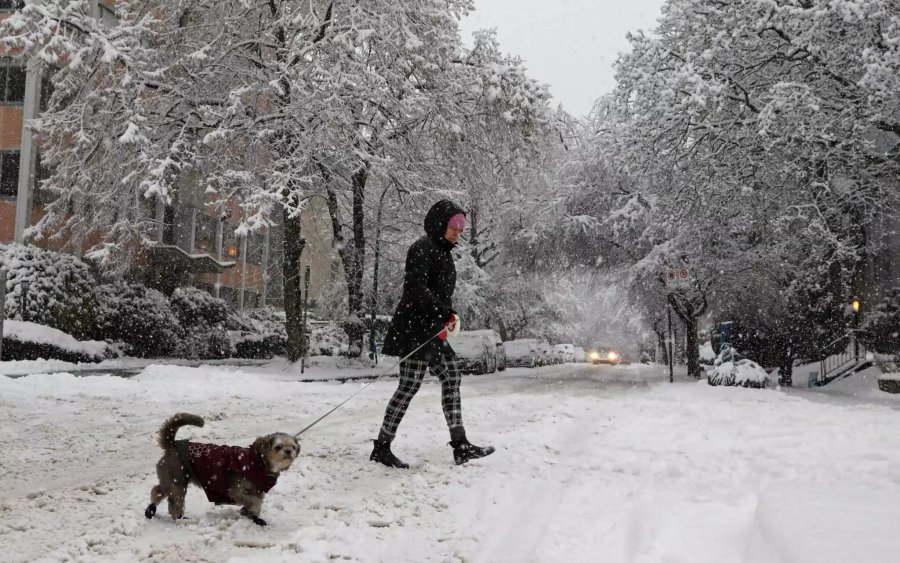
[300,265,311,374]
[667,301,674,384]
[0,270,6,361]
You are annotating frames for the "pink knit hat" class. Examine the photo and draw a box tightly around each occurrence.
[448,213,466,229]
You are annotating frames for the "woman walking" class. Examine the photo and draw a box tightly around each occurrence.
[371,200,494,468]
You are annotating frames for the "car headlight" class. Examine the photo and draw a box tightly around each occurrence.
[590,351,600,360]
[607,351,618,361]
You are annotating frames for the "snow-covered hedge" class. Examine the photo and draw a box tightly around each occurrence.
[93,283,182,358]
[0,243,96,339]
[170,287,230,360]
[226,307,286,359]
[170,287,228,327]
[708,349,771,389]
[2,320,112,363]
[309,320,347,356]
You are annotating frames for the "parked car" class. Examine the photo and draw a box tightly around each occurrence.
[503,339,541,368]
[464,329,506,371]
[452,330,504,374]
[573,346,587,363]
[553,343,576,363]
[535,339,554,365]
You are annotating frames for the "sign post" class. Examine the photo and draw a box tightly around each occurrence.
[666,304,674,383]
[300,265,311,374]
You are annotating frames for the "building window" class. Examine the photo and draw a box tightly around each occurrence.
[223,229,240,260]
[1,57,26,103]
[0,1,26,11]
[194,213,217,254]
[40,67,56,111]
[33,151,56,203]
[247,233,264,265]
[0,151,20,197]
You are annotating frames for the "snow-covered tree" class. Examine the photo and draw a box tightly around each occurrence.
[549,0,900,377]
[1,0,555,358]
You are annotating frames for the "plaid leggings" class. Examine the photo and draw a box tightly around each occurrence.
[379,355,462,437]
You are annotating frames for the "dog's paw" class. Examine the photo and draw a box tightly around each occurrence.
[251,516,267,526]
[144,503,157,519]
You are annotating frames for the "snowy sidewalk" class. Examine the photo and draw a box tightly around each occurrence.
[1,363,900,562]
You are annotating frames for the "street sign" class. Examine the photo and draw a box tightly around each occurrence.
[665,268,692,288]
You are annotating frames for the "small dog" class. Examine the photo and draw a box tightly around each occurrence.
[144,413,299,526]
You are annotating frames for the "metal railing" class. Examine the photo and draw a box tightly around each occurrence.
[818,330,869,385]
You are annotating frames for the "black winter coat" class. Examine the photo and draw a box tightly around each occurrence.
[382,200,465,362]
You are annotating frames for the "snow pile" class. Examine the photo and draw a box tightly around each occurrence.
[708,350,771,388]
[2,320,110,363]
[4,363,900,562]
[699,342,716,364]
[746,482,900,563]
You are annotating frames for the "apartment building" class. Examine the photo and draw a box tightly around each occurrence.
[1,0,341,310]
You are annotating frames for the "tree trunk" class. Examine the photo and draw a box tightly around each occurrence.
[670,293,704,379]
[282,207,307,362]
[778,350,794,387]
[343,167,367,355]
[369,188,387,360]
[684,315,701,379]
[324,166,368,356]
[655,328,668,366]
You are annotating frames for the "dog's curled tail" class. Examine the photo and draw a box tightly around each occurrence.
[158,413,204,449]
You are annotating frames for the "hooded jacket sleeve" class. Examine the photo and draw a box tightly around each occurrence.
[404,241,453,322]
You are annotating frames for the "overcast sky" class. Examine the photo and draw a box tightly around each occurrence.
[459,0,667,118]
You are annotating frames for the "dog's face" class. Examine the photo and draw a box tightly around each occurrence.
[253,433,300,473]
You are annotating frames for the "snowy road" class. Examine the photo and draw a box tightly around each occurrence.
[2,362,900,562]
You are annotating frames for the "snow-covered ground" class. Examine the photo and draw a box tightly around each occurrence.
[2,362,900,562]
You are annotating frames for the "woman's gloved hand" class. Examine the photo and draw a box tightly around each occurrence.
[439,313,461,340]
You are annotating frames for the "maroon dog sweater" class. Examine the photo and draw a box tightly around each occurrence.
[179,441,278,505]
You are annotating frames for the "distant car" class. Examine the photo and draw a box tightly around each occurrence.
[451,330,504,374]
[462,329,506,371]
[503,339,540,368]
[534,339,554,366]
[553,343,576,363]
[573,346,587,363]
[591,349,623,365]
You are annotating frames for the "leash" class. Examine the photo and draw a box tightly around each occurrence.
[293,327,449,439]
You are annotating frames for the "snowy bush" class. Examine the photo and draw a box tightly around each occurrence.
[2,320,112,363]
[708,350,771,389]
[861,288,900,354]
[0,243,96,339]
[174,329,231,360]
[170,287,229,327]
[226,307,286,359]
[94,283,182,357]
[169,288,230,360]
[309,320,347,356]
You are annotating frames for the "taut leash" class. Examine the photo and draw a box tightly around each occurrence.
[293,328,447,438]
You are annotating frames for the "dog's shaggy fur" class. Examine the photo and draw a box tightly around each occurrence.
[144,413,299,526]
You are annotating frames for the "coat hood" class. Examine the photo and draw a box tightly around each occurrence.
[424,200,466,244]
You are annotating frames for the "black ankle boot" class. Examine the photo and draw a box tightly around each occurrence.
[450,439,495,465]
[370,438,410,469]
